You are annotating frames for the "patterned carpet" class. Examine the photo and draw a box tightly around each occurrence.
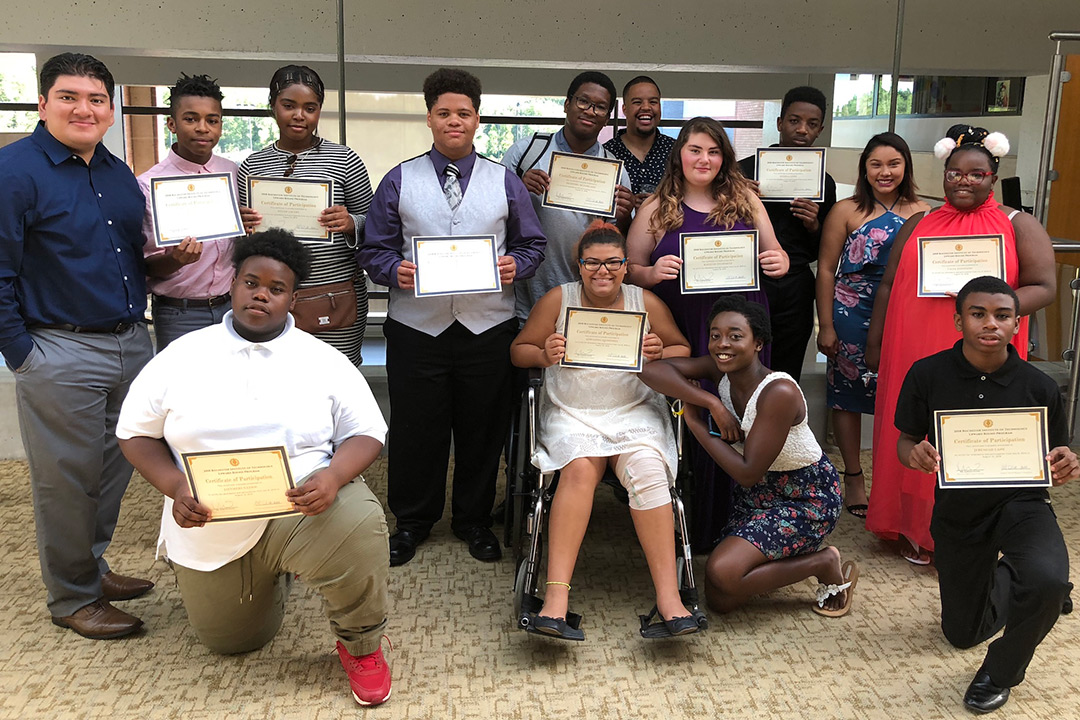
[0,450,1078,719]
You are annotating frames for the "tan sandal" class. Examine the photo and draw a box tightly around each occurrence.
[813,560,859,618]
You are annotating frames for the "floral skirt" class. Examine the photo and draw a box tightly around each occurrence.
[827,269,883,414]
[724,454,841,560]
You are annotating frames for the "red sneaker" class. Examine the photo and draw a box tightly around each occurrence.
[336,640,392,706]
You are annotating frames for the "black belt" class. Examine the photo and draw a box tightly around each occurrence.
[33,321,138,334]
[153,293,231,309]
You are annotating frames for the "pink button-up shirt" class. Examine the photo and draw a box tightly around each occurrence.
[137,148,240,299]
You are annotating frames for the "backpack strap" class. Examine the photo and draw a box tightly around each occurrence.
[514,132,554,177]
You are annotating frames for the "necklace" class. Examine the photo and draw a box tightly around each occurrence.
[581,286,622,310]
[276,137,322,177]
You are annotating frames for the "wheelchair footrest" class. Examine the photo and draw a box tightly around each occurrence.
[638,605,708,638]
[518,595,584,632]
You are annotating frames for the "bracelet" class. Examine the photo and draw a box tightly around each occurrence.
[545,581,571,590]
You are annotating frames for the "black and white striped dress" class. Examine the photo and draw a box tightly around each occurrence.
[238,140,373,365]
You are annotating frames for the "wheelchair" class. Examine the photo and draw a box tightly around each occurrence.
[504,370,708,639]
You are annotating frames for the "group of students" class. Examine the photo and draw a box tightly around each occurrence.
[1,50,1076,714]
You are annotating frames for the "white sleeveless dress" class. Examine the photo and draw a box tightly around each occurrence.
[532,282,677,482]
[718,372,841,559]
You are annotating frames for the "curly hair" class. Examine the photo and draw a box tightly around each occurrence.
[650,117,756,235]
[706,294,772,345]
[232,229,312,289]
[423,68,481,111]
[955,275,1018,314]
[566,71,617,114]
[167,73,224,117]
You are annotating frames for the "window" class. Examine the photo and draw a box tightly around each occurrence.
[0,53,38,135]
[833,73,1025,119]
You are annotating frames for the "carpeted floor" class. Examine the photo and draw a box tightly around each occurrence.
[1,450,1078,719]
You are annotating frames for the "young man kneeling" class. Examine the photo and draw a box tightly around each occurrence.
[895,275,1077,714]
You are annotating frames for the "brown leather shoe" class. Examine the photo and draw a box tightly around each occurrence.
[51,600,143,639]
[101,571,155,601]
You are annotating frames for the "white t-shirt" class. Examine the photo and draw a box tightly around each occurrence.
[117,312,388,571]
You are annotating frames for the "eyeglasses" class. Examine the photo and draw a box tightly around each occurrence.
[572,95,610,116]
[944,169,994,184]
[579,258,628,272]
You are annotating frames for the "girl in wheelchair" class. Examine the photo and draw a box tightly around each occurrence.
[641,295,857,617]
[510,221,696,640]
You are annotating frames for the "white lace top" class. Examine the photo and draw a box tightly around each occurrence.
[532,282,677,480]
[719,372,822,472]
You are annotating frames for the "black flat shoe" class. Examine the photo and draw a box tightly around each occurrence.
[453,526,502,562]
[963,668,1010,714]
[662,614,701,636]
[528,615,585,641]
[389,529,428,567]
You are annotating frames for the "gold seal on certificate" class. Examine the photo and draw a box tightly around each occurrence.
[542,151,623,216]
[679,230,760,294]
[917,234,1006,297]
[181,446,300,523]
[755,147,826,201]
[247,176,334,243]
[935,407,1051,490]
[412,235,502,297]
[560,306,647,373]
[150,173,243,247]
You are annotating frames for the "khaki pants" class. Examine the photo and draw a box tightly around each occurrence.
[171,479,389,657]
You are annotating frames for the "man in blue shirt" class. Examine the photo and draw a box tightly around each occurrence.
[359,68,546,566]
[0,53,154,639]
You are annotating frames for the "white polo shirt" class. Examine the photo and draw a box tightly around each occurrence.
[117,312,387,571]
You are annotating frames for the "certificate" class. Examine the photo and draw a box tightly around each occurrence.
[181,446,300,523]
[679,230,760,294]
[755,147,826,201]
[560,306,646,373]
[149,173,243,247]
[412,235,502,297]
[247,176,333,243]
[935,407,1051,490]
[917,235,1006,297]
[542,151,622,216]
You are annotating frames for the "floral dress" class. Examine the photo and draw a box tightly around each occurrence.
[719,373,841,559]
[827,209,905,414]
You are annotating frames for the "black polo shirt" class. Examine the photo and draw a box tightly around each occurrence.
[894,341,1067,541]
[737,148,837,272]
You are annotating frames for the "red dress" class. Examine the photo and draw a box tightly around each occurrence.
[867,193,1027,551]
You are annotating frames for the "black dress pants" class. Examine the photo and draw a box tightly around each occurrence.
[933,496,1071,687]
[762,266,815,381]
[384,317,516,535]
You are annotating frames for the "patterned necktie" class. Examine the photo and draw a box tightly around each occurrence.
[443,162,462,211]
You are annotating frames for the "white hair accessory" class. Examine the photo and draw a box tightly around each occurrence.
[983,132,1010,157]
[933,137,957,160]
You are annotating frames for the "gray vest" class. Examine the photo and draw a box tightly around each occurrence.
[394,154,511,336]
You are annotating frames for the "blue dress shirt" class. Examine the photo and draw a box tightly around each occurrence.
[0,122,147,367]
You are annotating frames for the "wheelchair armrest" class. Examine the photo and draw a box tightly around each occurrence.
[527,367,544,387]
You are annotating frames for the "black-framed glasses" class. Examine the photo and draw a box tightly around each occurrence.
[944,169,994,184]
[579,258,628,272]
[572,95,610,116]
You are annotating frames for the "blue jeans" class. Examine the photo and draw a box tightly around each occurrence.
[151,297,230,351]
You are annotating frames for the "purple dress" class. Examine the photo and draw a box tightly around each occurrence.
[650,204,772,552]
